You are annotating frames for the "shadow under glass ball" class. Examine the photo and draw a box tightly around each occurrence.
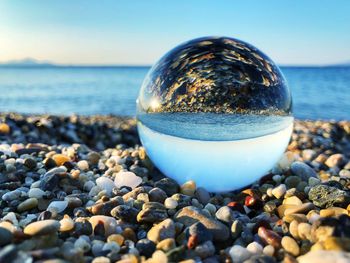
[137,36,293,192]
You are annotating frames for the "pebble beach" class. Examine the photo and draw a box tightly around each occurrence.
[0,113,349,263]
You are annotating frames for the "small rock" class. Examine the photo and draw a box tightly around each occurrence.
[271,184,286,199]
[149,187,167,203]
[136,239,156,258]
[297,250,350,263]
[17,198,38,212]
[24,219,60,236]
[59,215,74,232]
[281,236,299,256]
[195,187,210,205]
[157,238,176,252]
[291,161,317,181]
[0,123,10,134]
[258,227,281,249]
[154,178,179,196]
[96,177,115,195]
[188,222,213,244]
[147,218,175,243]
[325,154,344,168]
[308,184,350,208]
[137,202,168,224]
[164,197,178,209]
[77,160,89,171]
[114,171,142,189]
[52,154,71,166]
[229,245,252,263]
[247,241,263,254]
[195,240,215,259]
[87,151,101,165]
[231,220,243,240]
[215,206,236,223]
[111,204,138,222]
[0,227,13,246]
[174,206,229,242]
[47,201,68,213]
[89,216,118,236]
[180,180,196,196]
[28,188,46,199]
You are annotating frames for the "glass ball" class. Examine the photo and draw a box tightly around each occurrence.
[137,36,293,192]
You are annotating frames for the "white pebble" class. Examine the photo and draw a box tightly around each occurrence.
[164,198,178,209]
[96,177,115,194]
[263,245,275,257]
[77,160,89,171]
[247,241,263,254]
[271,184,286,199]
[47,201,68,213]
[114,171,142,189]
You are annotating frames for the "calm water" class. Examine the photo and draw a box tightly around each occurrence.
[0,66,349,120]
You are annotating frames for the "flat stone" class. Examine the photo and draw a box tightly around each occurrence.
[17,198,38,212]
[174,206,229,241]
[281,236,299,256]
[114,171,142,189]
[137,202,168,224]
[24,219,60,236]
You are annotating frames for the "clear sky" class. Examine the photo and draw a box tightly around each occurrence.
[1,0,349,66]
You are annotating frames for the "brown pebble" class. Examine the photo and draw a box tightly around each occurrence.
[258,227,281,249]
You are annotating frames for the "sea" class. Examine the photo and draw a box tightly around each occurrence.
[0,66,349,120]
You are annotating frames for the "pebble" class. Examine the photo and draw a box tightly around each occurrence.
[231,219,243,240]
[271,184,286,199]
[247,241,263,254]
[229,245,252,263]
[2,190,21,202]
[195,240,215,259]
[89,216,118,236]
[157,238,176,252]
[180,180,196,196]
[281,236,300,256]
[164,197,178,209]
[291,161,317,180]
[195,187,210,205]
[107,234,124,246]
[147,218,175,243]
[188,222,213,244]
[87,151,101,165]
[154,178,179,196]
[149,188,167,203]
[114,171,142,189]
[258,227,281,249]
[0,227,13,246]
[215,206,236,223]
[263,245,275,257]
[47,200,68,213]
[136,239,156,258]
[77,160,89,171]
[59,215,75,232]
[174,206,229,241]
[17,198,38,212]
[308,184,350,208]
[0,123,10,134]
[52,154,71,166]
[24,219,60,236]
[28,188,46,199]
[137,202,168,223]
[325,154,344,168]
[96,177,115,195]
[297,250,350,263]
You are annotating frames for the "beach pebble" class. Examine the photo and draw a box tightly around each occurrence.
[59,215,75,232]
[298,222,312,240]
[96,177,115,195]
[229,245,252,263]
[89,216,118,236]
[0,227,13,246]
[195,187,210,205]
[282,236,300,256]
[174,206,229,241]
[102,241,120,253]
[215,206,236,223]
[154,178,179,196]
[258,227,281,249]
[24,219,60,236]
[114,171,142,189]
[325,154,344,168]
[263,245,275,257]
[231,219,243,240]
[180,180,196,196]
[149,187,167,203]
[157,238,175,252]
[2,190,21,202]
[147,218,175,243]
[297,250,350,263]
[87,151,101,165]
[137,202,168,223]
[28,188,46,199]
[195,240,215,258]
[0,123,10,134]
[291,161,317,180]
[75,237,91,252]
[164,197,178,209]
[271,184,286,199]
[52,154,70,166]
[308,184,350,208]
[47,200,68,213]
[188,222,213,244]
[247,241,263,254]
[136,239,156,257]
[111,204,138,222]
[77,160,89,171]
[17,198,38,212]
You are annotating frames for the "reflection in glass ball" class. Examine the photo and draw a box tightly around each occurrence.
[137,36,293,192]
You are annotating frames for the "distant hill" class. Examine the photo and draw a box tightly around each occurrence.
[0,58,56,67]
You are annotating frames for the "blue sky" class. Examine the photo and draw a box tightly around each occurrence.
[1,0,349,65]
